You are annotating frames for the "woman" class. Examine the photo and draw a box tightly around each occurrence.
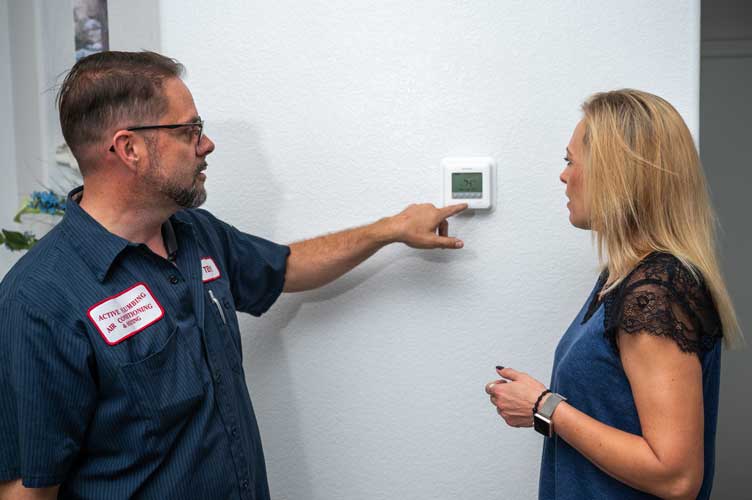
[485,89,742,499]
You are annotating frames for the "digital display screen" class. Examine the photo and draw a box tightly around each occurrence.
[452,172,483,198]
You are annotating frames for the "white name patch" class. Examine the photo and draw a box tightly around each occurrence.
[201,257,221,282]
[88,283,164,345]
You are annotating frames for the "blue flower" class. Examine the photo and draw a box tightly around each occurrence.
[27,190,66,214]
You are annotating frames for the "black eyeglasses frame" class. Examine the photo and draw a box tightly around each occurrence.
[109,118,204,152]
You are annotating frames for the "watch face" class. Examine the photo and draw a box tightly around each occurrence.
[534,414,552,437]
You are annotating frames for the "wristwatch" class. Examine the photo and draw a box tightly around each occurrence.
[534,392,566,437]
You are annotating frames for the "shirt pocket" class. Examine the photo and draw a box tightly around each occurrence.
[120,325,206,433]
[206,286,244,374]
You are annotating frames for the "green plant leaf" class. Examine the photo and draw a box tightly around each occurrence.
[13,205,41,223]
[1,229,37,251]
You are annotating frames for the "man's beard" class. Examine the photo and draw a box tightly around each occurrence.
[161,163,207,209]
[145,141,207,208]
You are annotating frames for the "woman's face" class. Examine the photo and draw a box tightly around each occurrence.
[560,119,590,229]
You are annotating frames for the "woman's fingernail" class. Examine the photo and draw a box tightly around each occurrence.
[496,365,504,370]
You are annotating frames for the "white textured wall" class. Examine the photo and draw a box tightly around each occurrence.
[158,1,700,499]
[1,1,700,498]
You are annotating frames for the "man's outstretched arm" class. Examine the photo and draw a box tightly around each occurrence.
[283,203,467,292]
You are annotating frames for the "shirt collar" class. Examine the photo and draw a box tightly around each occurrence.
[60,186,189,282]
[162,215,179,263]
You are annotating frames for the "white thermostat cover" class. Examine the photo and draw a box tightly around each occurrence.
[442,157,495,210]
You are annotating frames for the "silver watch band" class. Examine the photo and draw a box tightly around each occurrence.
[538,392,566,419]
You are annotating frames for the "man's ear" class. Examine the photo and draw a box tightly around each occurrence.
[111,131,144,172]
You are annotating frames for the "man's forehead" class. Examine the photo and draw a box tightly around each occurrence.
[163,77,199,120]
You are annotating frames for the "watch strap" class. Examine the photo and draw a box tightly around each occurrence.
[538,392,566,419]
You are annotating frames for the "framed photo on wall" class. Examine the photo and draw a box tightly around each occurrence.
[74,0,109,61]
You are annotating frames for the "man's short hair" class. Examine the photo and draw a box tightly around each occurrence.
[57,51,184,166]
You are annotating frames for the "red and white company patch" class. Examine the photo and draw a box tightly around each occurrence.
[201,257,221,282]
[87,283,164,345]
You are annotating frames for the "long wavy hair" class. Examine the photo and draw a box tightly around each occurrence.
[582,89,743,348]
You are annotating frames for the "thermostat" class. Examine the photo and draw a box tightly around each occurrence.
[442,157,495,210]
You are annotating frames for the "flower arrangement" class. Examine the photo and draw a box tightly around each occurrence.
[0,191,67,251]
[1,144,81,251]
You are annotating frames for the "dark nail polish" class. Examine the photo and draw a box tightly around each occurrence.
[496,365,504,370]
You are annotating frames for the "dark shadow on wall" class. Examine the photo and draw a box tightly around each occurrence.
[701,1,752,498]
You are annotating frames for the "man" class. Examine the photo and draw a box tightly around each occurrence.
[0,51,466,499]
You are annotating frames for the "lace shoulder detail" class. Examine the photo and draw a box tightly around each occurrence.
[603,253,723,355]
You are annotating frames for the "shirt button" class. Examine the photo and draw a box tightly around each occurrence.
[169,275,179,284]
[231,427,239,437]
[215,372,222,383]
[241,479,249,490]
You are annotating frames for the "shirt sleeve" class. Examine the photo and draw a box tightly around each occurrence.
[603,255,723,355]
[0,299,97,487]
[200,211,291,316]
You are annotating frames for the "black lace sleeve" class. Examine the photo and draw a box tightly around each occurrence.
[603,253,723,355]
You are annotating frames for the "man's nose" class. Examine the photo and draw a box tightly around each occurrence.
[197,134,215,156]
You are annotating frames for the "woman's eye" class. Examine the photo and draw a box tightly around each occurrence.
[563,157,573,166]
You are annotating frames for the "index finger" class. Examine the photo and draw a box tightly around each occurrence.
[440,203,468,218]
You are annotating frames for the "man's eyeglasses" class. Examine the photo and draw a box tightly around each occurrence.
[109,118,204,152]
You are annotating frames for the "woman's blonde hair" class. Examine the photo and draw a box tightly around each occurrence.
[582,89,743,348]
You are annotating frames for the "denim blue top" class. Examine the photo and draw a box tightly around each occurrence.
[539,253,722,499]
[0,187,290,499]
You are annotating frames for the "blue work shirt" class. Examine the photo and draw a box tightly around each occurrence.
[0,186,290,499]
